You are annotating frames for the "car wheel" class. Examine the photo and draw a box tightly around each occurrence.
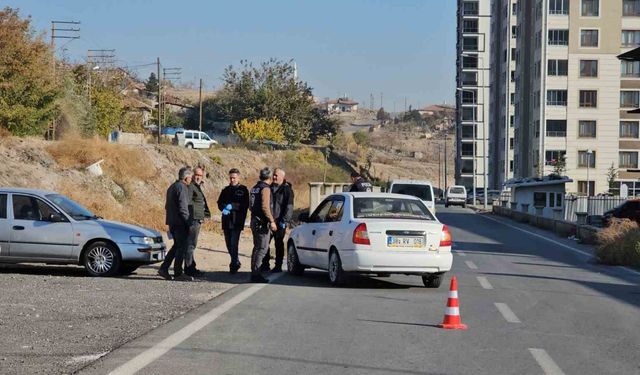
[328,250,346,286]
[186,143,194,149]
[83,241,121,277]
[119,263,140,276]
[287,242,305,276]
[422,273,444,288]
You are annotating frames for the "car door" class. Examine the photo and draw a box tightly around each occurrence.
[9,194,74,260]
[313,197,345,268]
[0,194,9,258]
[297,199,333,268]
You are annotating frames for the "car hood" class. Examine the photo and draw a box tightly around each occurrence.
[91,219,161,237]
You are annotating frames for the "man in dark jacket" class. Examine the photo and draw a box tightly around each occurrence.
[261,168,294,273]
[216,168,249,274]
[349,172,373,192]
[158,166,193,281]
[185,166,211,277]
[249,167,277,283]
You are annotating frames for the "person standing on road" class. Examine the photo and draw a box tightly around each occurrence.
[261,168,294,273]
[249,167,277,283]
[158,166,194,281]
[349,172,373,192]
[185,165,211,278]
[217,168,250,274]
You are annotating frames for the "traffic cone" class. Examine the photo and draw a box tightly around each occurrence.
[439,276,468,330]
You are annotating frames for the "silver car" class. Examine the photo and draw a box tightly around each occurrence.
[0,188,166,276]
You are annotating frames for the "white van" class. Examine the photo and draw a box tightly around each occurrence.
[445,185,467,208]
[389,179,436,213]
[174,130,218,149]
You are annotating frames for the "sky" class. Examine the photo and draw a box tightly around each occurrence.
[7,0,457,111]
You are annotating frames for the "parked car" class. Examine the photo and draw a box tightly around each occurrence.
[174,130,218,149]
[472,190,501,205]
[0,188,166,276]
[466,188,486,204]
[288,193,453,287]
[389,179,436,214]
[445,185,467,208]
[602,199,640,227]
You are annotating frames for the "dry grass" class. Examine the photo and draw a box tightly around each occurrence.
[0,127,11,138]
[595,219,640,267]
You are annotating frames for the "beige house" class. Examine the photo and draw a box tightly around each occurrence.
[326,97,359,113]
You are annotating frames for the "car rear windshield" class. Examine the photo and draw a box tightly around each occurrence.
[390,184,432,201]
[353,197,435,220]
[450,187,465,194]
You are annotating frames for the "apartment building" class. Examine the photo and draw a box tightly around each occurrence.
[489,0,518,188]
[513,0,640,195]
[456,0,492,193]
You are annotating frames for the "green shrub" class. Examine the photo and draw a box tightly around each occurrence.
[595,219,640,267]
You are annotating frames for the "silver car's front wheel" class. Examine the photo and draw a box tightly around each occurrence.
[83,242,120,277]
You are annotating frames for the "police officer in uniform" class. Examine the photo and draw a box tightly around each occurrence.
[249,168,277,283]
[349,172,373,192]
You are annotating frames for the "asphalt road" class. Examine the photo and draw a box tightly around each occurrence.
[81,206,640,375]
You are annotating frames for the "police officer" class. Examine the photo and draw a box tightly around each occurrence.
[185,166,211,277]
[349,172,373,192]
[217,168,249,274]
[261,167,294,273]
[249,167,277,283]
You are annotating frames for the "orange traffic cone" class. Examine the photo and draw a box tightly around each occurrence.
[439,276,468,330]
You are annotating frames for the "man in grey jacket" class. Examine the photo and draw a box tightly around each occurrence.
[261,168,294,273]
[158,166,193,281]
[185,166,211,277]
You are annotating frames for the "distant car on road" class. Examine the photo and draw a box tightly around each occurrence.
[0,188,166,276]
[602,199,640,227]
[445,185,467,208]
[389,179,436,214]
[470,190,501,205]
[288,193,453,287]
[174,130,218,149]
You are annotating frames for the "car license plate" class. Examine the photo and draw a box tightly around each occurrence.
[387,236,424,248]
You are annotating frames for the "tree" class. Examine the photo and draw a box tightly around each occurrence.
[308,109,340,143]
[376,107,390,122]
[92,87,123,137]
[232,118,285,143]
[551,156,566,177]
[145,72,158,95]
[0,7,60,136]
[184,97,224,130]
[352,130,369,147]
[607,163,618,194]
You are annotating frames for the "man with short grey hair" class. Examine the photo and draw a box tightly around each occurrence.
[185,165,211,277]
[158,166,194,281]
[261,167,294,273]
[249,167,277,283]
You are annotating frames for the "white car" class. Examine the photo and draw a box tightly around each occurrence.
[288,192,453,287]
[174,130,218,149]
[389,179,436,214]
[445,185,467,208]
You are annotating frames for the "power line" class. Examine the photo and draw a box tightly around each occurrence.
[49,20,80,140]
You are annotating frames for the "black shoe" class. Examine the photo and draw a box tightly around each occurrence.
[229,263,241,274]
[271,265,283,273]
[250,274,269,283]
[187,269,206,278]
[158,269,172,280]
[174,274,194,282]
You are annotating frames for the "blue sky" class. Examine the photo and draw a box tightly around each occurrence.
[8,0,456,111]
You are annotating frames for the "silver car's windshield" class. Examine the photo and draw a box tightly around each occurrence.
[45,194,97,220]
[353,197,435,220]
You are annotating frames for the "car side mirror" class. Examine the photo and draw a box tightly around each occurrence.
[298,212,310,222]
[48,213,65,222]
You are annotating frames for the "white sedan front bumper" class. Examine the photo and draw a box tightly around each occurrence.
[340,249,453,274]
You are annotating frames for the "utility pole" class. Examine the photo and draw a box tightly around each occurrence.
[198,78,203,132]
[156,57,161,143]
[161,67,182,134]
[404,97,407,113]
[444,135,448,192]
[50,20,80,140]
[86,49,115,103]
[380,92,383,110]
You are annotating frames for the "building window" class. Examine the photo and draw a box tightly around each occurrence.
[578,150,596,168]
[579,90,597,108]
[510,138,514,150]
[548,59,568,76]
[462,107,477,122]
[621,91,640,108]
[547,90,567,106]
[580,29,599,47]
[622,30,640,47]
[548,29,569,45]
[509,160,514,172]
[511,48,516,61]
[577,181,595,196]
[461,71,477,86]
[549,0,569,14]
[546,120,567,137]
[461,159,474,174]
[461,125,475,139]
[581,0,599,16]
[510,115,515,127]
[578,120,597,138]
[624,0,640,16]
[620,151,639,168]
[621,61,640,77]
[463,36,479,51]
[620,121,640,138]
[579,60,598,77]
[545,150,566,165]
[463,19,479,33]
[512,3,517,15]
[462,54,478,68]
[461,142,474,157]
[463,1,479,15]
[462,90,477,104]
[511,25,517,39]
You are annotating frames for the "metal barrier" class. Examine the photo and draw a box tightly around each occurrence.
[308,182,382,212]
[563,196,626,222]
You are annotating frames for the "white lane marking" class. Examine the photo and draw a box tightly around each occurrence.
[494,302,521,323]
[529,348,566,375]
[465,260,478,270]
[476,276,494,290]
[481,214,640,278]
[108,274,284,375]
[456,250,467,257]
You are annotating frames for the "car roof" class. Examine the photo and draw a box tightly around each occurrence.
[329,192,423,200]
[0,187,57,196]
[389,179,434,185]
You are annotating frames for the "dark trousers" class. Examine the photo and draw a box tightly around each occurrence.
[250,218,271,276]
[186,221,202,273]
[224,228,242,267]
[262,227,286,268]
[160,225,192,276]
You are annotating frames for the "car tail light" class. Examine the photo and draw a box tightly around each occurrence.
[440,225,452,247]
[352,223,370,245]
